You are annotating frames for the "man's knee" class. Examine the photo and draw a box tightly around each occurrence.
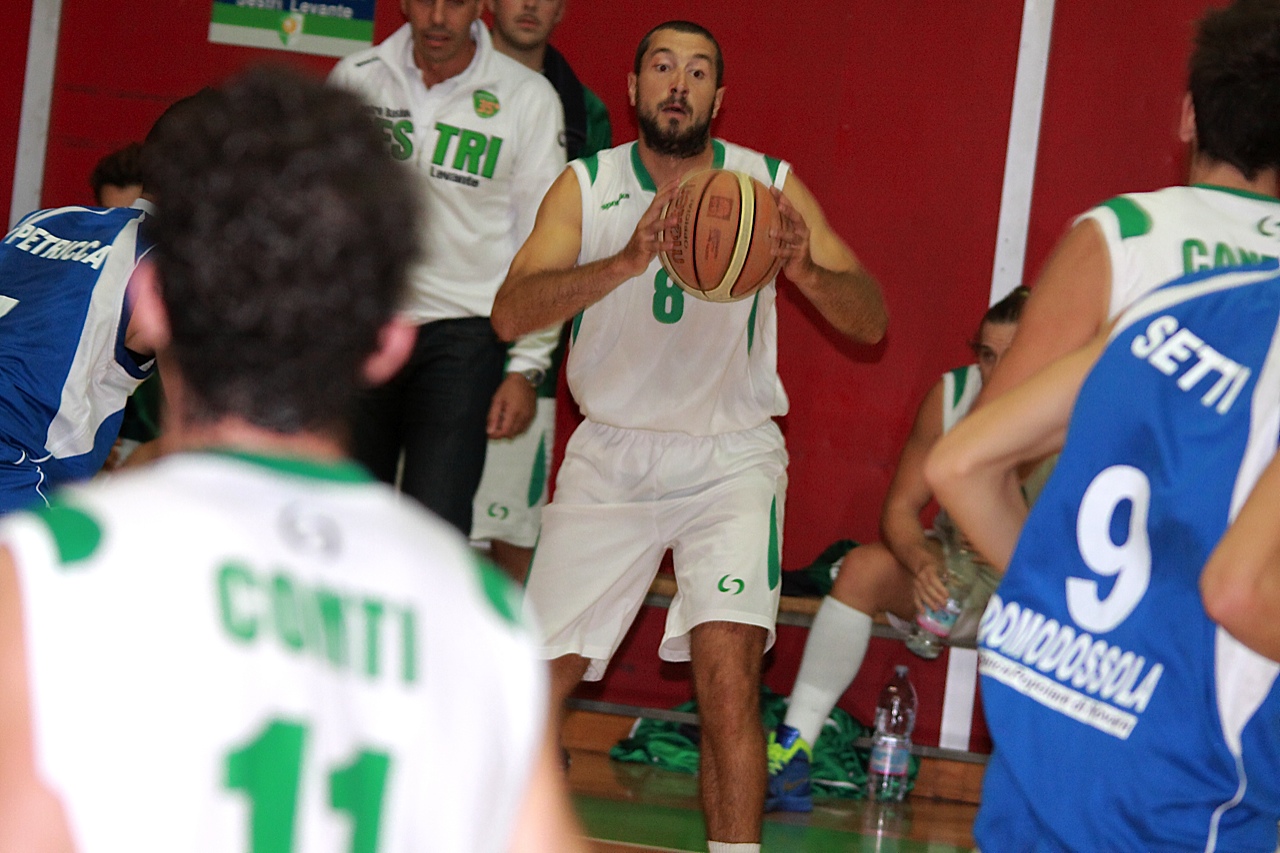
[689,622,767,696]
[830,541,909,612]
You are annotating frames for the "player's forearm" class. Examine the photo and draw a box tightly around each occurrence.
[1202,567,1280,662]
[790,264,887,344]
[925,445,1025,572]
[492,254,633,342]
[880,510,940,579]
[1201,460,1280,662]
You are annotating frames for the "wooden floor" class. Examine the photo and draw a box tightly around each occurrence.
[565,710,980,852]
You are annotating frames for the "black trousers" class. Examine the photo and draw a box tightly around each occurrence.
[349,316,506,535]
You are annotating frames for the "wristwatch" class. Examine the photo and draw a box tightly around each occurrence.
[517,368,545,387]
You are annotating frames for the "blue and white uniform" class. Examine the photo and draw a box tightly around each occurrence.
[0,202,154,513]
[975,262,1280,852]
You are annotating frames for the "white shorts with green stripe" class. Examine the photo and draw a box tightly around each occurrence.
[522,418,787,682]
[471,398,555,548]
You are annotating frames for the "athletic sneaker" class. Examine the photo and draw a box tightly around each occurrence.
[765,723,813,812]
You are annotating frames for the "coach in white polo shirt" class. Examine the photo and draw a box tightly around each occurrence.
[330,0,564,535]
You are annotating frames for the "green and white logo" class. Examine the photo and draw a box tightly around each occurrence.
[279,11,304,46]
[474,90,500,118]
[718,575,745,595]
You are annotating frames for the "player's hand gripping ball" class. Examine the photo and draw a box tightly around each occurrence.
[658,169,784,302]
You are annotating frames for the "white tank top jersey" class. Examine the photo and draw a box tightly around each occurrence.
[6,451,546,853]
[567,141,792,435]
[1076,184,1280,319]
[941,363,982,434]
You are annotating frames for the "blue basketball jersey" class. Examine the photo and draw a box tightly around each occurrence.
[0,204,154,512]
[975,262,1280,852]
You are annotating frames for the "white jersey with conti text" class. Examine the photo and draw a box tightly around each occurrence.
[329,21,564,374]
[566,141,792,434]
[1076,184,1280,318]
[8,451,546,853]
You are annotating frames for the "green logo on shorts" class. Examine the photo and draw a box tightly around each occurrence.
[487,503,510,520]
[718,575,745,595]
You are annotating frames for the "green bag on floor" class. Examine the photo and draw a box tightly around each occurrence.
[608,686,919,800]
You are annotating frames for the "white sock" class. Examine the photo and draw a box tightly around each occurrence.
[708,843,760,853]
[784,596,873,745]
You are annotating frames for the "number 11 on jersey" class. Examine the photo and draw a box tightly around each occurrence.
[225,718,391,853]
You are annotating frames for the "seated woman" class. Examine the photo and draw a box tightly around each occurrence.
[766,287,1029,812]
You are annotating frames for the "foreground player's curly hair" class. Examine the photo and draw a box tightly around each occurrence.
[1189,0,1280,179]
[143,66,420,434]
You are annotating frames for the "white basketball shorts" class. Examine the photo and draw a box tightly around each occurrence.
[522,419,787,681]
[470,398,555,548]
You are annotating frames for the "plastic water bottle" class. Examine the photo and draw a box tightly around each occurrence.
[867,665,917,802]
[906,518,979,659]
[861,799,911,852]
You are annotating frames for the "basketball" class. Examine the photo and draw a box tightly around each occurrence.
[658,169,784,303]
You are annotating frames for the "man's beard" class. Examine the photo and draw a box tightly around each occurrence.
[637,105,712,158]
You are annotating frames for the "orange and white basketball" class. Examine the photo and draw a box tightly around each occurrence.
[658,169,784,303]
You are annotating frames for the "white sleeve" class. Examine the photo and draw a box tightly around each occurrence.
[501,76,566,376]
[326,56,356,90]
[509,75,566,250]
[505,324,559,375]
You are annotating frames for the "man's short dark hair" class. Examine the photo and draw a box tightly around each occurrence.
[633,21,724,88]
[89,143,143,203]
[143,66,420,434]
[1188,0,1280,179]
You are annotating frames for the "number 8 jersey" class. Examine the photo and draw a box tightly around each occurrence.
[975,263,1280,852]
[6,451,546,853]
[566,141,791,435]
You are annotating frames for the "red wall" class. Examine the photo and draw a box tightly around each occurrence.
[22,0,1218,742]
[0,0,34,221]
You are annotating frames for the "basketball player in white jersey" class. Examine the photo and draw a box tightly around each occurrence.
[979,0,1280,405]
[492,20,886,853]
[0,67,584,853]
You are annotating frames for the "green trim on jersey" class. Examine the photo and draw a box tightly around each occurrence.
[208,450,374,484]
[630,144,656,192]
[1191,183,1280,204]
[581,153,600,186]
[1098,196,1153,240]
[571,309,584,343]
[767,496,781,591]
[527,433,548,507]
[747,291,760,354]
[582,87,612,160]
[35,500,102,567]
[630,140,728,192]
[472,554,522,626]
[765,155,782,184]
[948,365,970,408]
